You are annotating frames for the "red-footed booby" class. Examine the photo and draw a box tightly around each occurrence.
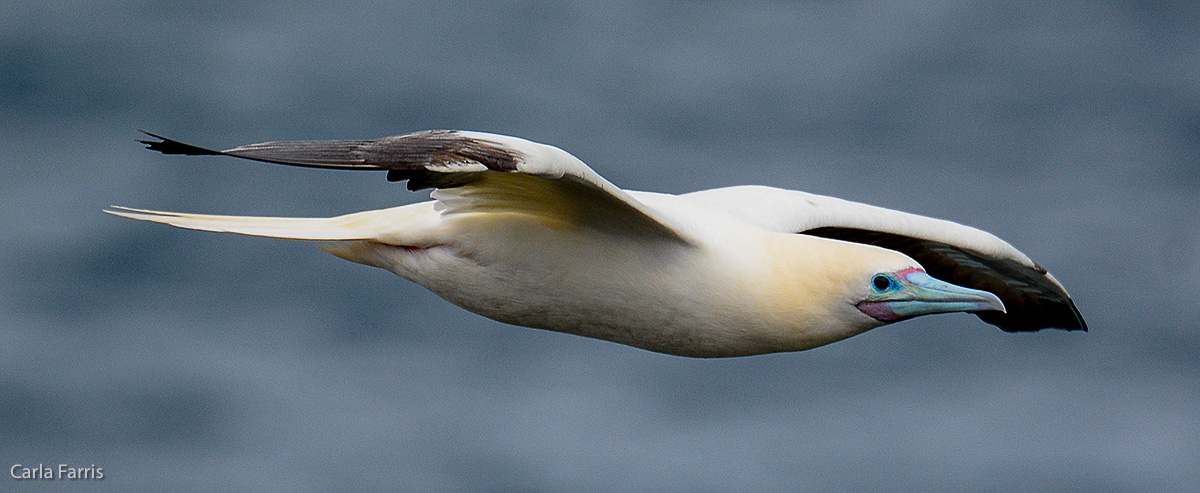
[108,130,1086,357]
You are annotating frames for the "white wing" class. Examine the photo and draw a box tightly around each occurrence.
[126,130,695,245]
[683,185,1031,263]
[683,185,1087,332]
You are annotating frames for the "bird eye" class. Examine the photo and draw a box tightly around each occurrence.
[872,274,892,291]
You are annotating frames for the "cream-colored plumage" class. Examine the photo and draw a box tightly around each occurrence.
[108,130,1084,357]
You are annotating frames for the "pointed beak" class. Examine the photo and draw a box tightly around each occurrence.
[856,271,1006,323]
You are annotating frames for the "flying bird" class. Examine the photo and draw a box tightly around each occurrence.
[109,130,1085,357]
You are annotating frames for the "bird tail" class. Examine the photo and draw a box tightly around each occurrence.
[104,206,405,241]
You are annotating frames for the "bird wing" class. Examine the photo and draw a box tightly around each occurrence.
[133,130,694,245]
[683,185,1087,332]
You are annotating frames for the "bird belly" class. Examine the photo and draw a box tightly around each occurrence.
[348,217,780,357]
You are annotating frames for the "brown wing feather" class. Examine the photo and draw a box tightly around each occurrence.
[139,130,519,190]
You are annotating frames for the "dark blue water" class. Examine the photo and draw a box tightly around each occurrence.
[3,2,1197,491]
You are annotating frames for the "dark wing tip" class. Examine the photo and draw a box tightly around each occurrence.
[137,130,223,156]
[981,295,1088,333]
[1061,298,1088,332]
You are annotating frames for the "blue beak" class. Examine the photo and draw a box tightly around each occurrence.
[857,271,1006,323]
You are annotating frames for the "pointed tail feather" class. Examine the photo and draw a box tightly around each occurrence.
[104,206,378,240]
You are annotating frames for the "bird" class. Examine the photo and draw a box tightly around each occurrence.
[108,130,1086,357]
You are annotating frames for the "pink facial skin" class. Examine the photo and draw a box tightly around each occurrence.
[856,299,900,321]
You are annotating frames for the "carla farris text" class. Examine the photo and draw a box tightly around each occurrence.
[11,464,103,480]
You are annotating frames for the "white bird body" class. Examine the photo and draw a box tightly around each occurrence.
[110,130,1085,357]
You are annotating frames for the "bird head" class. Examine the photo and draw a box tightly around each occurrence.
[756,235,1008,353]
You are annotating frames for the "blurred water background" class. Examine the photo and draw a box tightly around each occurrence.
[2,1,1198,491]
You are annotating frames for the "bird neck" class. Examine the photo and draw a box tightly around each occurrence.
[734,233,890,351]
